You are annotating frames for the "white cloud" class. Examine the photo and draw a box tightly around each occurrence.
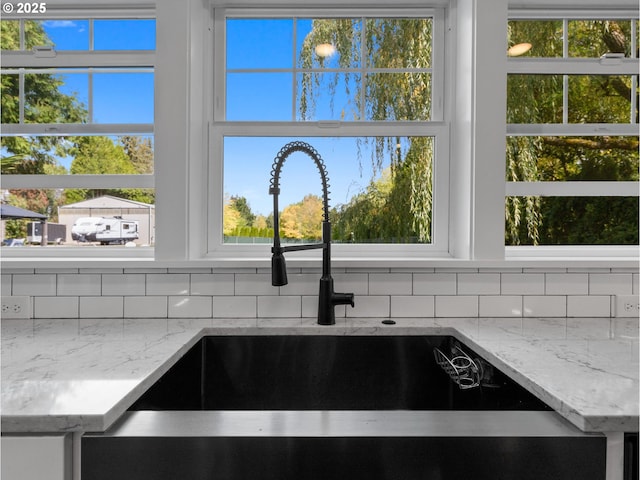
[42,20,77,28]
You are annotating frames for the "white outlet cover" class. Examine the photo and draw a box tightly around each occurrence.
[1,296,31,319]
[614,295,640,318]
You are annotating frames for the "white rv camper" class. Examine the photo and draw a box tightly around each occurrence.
[71,217,139,245]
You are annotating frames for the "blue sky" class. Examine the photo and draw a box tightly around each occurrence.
[41,18,395,216]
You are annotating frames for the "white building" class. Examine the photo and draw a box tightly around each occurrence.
[58,195,155,246]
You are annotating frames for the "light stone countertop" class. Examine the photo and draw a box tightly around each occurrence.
[1,317,638,434]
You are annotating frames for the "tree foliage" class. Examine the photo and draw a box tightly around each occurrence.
[507,19,638,245]
[297,18,434,243]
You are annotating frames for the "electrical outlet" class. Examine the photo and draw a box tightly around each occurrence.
[614,295,640,318]
[1,296,31,319]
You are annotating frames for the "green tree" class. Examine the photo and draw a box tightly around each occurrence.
[1,21,87,173]
[298,18,434,241]
[66,136,153,204]
[280,194,324,240]
[333,137,433,243]
[507,19,638,245]
[229,196,256,227]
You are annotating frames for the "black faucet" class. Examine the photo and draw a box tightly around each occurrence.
[269,141,355,325]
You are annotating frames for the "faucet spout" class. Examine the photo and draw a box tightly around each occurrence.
[269,141,355,325]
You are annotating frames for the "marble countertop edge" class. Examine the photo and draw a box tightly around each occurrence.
[1,317,637,434]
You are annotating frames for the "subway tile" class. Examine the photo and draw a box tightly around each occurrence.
[523,268,567,274]
[568,268,610,273]
[212,296,256,318]
[523,296,566,317]
[434,268,478,273]
[589,273,633,295]
[280,274,319,296]
[79,268,124,274]
[168,296,212,318]
[124,296,168,318]
[479,296,522,317]
[191,273,234,296]
[168,268,212,274]
[57,274,101,296]
[567,296,611,317]
[80,296,124,318]
[34,297,78,318]
[102,274,146,296]
[545,273,588,295]
[457,273,500,295]
[36,268,78,274]
[391,296,434,318]
[302,296,318,318]
[1,275,11,296]
[234,273,279,296]
[258,296,301,318]
[124,268,168,274]
[146,274,190,295]
[300,296,347,318]
[413,273,456,295]
[347,296,390,318]
[435,296,478,317]
[13,274,57,296]
[1,268,34,274]
[333,273,369,295]
[500,273,544,295]
[369,273,412,295]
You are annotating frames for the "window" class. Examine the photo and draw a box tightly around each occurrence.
[211,10,449,256]
[1,11,155,255]
[506,14,639,248]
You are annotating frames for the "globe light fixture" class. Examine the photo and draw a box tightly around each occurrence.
[507,42,532,57]
[315,43,336,58]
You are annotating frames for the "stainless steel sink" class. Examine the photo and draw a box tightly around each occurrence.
[82,335,606,480]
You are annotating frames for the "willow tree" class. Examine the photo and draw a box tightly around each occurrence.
[297,18,434,242]
[507,19,638,245]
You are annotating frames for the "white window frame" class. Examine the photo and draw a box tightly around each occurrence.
[505,8,639,258]
[0,5,156,259]
[206,7,451,260]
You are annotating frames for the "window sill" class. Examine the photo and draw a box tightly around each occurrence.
[1,249,637,271]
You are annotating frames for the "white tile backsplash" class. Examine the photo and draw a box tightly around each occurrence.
[347,296,390,317]
[545,273,588,295]
[57,274,101,296]
[124,296,168,318]
[190,273,234,296]
[589,273,633,295]
[1,275,11,296]
[435,296,478,317]
[80,296,124,318]
[369,273,412,295]
[212,296,256,318]
[4,266,637,320]
[500,273,544,295]
[457,274,500,295]
[479,296,522,317]
[413,273,456,295]
[567,296,610,317]
[523,296,566,317]
[146,274,190,296]
[168,296,212,318]
[258,296,301,318]
[34,296,79,318]
[234,273,278,296]
[391,295,434,317]
[102,274,145,296]
[13,274,57,296]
